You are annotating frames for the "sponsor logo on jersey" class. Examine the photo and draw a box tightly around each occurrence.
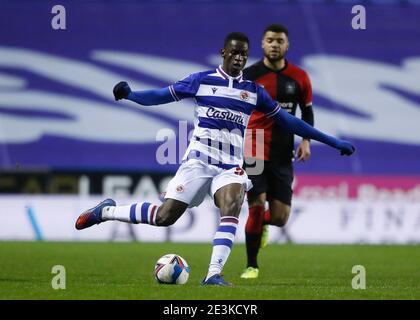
[211,87,218,94]
[279,102,294,112]
[205,107,245,125]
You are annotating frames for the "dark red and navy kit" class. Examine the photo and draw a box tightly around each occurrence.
[243,60,314,204]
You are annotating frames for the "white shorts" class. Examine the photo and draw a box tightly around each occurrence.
[165,159,253,208]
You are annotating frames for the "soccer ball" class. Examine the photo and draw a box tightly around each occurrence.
[154,254,190,285]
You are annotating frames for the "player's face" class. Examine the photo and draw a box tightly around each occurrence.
[262,31,289,61]
[221,40,249,76]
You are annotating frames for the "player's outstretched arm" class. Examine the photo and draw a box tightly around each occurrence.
[113,81,175,106]
[272,107,355,156]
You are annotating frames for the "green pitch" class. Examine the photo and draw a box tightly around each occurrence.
[0,242,419,300]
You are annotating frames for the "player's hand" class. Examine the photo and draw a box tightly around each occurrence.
[296,139,311,162]
[113,81,131,101]
[337,140,355,156]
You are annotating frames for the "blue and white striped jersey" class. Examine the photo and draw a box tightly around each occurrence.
[169,66,281,169]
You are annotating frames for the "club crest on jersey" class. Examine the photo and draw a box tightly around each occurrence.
[176,185,184,193]
[240,91,249,101]
[285,82,296,94]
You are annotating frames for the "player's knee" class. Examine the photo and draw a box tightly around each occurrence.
[248,198,265,207]
[248,194,265,207]
[225,203,242,217]
[271,208,290,227]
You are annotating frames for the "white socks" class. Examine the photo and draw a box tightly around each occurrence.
[102,202,158,225]
[206,216,239,281]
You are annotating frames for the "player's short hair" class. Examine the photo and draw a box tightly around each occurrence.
[224,32,250,48]
[263,24,289,38]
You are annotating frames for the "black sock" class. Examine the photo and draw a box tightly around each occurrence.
[245,233,261,268]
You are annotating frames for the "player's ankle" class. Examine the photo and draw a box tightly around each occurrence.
[101,206,115,221]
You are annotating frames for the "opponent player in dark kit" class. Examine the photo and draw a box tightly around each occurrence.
[242,24,315,279]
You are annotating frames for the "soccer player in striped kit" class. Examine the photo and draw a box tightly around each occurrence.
[241,24,315,279]
[75,32,355,286]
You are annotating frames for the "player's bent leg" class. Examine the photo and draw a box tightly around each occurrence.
[154,199,188,226]
[214,183,246,218]
[247,192,266,208]
[81,160,210,230]
[103,198,187,226]
[242,192,266,278]
[202,183,246,286]
[75,198,188,230]
[268,199,291,227]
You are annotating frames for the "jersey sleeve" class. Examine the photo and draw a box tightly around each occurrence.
[255,84,281,117]
[127,87,175,106]
[298,71,314,127]
[300,71,313,107]
[169,72,202,101]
